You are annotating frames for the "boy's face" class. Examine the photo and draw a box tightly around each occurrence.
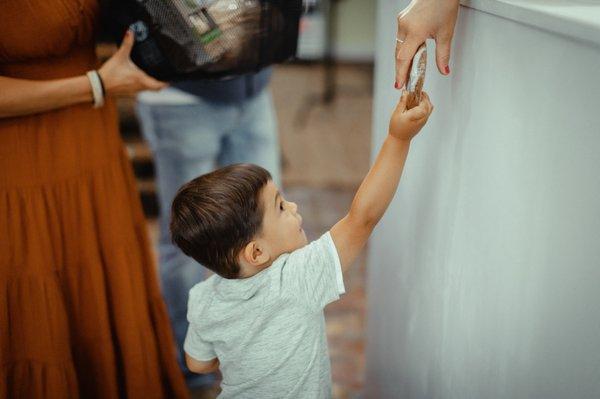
[258,180,308,258]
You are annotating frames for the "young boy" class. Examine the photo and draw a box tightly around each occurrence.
[170,91,433,398]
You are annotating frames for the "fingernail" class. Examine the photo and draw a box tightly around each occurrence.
[444,65,450,75]
[394,82,399,89]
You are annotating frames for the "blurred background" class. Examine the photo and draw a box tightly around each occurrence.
[98,1,376,397]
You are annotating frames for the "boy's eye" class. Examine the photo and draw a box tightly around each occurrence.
[279,201,285,211]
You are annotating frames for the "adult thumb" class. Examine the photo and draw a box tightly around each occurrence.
[435,34,452,75]
[118,29,135,58]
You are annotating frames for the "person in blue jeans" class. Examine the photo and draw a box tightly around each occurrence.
[135,69,281,388]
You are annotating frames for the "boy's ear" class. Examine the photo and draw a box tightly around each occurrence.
[242,240,270,266]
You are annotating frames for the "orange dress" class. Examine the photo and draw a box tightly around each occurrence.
[0,1,188,398]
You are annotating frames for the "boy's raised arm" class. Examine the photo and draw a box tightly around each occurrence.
[331,91,433,272]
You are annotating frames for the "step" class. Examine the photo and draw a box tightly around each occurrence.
[136,178,159,218]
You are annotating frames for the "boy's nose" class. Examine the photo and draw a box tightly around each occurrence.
[289,201,298,213]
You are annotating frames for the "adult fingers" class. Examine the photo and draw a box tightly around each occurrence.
[395,36,420,90]
[435,33,453,75]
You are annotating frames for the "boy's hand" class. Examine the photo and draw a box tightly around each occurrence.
[389,91,433,141]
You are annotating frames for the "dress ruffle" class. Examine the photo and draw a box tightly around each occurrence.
[0,151,188,398]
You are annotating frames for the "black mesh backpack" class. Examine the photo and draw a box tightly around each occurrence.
[104,0,303,80]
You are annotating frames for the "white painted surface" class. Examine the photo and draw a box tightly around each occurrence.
[461,0,600,47]
[366,1,600,398]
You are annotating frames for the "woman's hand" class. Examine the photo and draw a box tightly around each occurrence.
[395,0,459,89]
[389,90,433,141]
[98,30,168,96]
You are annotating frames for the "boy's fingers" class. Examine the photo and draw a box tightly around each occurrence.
[421,92,433,115]
[407,94,431,121]
[408,105,427,121]
[397,90,409,112]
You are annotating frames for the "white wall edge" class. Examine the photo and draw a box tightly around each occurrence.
[461,0,600,48]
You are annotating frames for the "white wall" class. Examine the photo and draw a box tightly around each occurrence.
[297,0,376,61]
[366,1,600,398]
[333,0,376,61]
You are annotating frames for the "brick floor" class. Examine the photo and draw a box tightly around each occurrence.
[288,186,367,399]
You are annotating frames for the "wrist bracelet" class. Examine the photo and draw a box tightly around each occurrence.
[96,71,106,98]
[86,70,105,108]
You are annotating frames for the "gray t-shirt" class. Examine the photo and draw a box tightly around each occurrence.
[184,232,345,399]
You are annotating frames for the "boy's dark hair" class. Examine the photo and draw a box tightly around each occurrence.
[170,164,272,279]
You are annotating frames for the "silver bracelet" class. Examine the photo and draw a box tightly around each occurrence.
[86,70,105,108]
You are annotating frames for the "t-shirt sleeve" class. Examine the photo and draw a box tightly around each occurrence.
[184,322,217,361]
[279,231,346,311]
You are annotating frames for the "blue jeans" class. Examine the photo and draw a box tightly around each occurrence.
[135,89,280,387]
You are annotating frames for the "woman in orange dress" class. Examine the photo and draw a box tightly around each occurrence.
[0,1,188,398]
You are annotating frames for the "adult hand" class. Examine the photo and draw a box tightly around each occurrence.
[98,30,168,96]
[395,0,460,89]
